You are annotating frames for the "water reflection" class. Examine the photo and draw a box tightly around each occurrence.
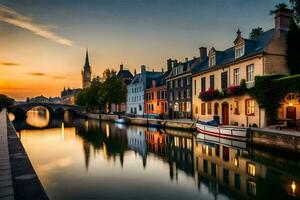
[26,106,50,128]
[13,114,300,200]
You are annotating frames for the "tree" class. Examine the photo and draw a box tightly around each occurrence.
[287,19,300,75]
[290,0,300,23]
[100,69,127,113]
[249,27,264,40]
[0,94,14,109]
[270,3,288,15]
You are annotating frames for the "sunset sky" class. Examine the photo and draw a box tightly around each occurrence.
[0,0,289,100]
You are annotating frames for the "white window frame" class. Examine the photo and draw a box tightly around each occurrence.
[235,45,245,59]
[246,64,254,82]
[233,68,240,86]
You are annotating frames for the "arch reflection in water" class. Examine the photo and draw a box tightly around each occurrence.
[8,112,15,122]
[26,106,50,128]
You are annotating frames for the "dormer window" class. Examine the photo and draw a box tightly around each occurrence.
[208,47,216,67]
[234,29,245,59]
[209,55,216,67]
[235,44,245,59]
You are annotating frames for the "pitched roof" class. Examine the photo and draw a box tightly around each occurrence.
[117,70,133,79]
[192,28,275,75]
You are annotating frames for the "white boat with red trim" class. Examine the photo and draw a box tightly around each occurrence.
[196,122,249,142]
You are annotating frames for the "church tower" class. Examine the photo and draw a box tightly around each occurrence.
[81,49,92,89]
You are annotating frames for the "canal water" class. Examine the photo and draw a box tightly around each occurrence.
[10,107,300,200]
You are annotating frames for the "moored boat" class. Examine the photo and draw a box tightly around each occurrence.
[196,122,249,142]
[115,118,129,124]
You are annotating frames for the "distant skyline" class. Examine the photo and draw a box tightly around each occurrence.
[0,0,290,100]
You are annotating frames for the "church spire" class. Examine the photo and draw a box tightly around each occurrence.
[84,49,90,68]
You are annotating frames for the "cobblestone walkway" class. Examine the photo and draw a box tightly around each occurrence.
[0,109,14,200]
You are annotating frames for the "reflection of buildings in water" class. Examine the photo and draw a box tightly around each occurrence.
[26,106,50,128]
[83,140,91,171]
[76,121,129,168]
[126,126,147,167]
[145,129,194,181]
[193,141,266,198]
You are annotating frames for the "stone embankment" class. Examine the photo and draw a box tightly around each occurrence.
[0,109,48,200]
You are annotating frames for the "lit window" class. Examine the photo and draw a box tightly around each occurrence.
[207,102,212,115]
[201,103,206,115]
[247,64,254,82]
[233,68,240,85]
[234,101,239,114]
[246,162,256,176]
[235,45,244,59]
[186,102,191,112]
[246,99,255,115]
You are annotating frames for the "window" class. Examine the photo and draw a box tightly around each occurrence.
[186,102,191,112]
[211,163,216,177]
[246,99,255,115]
[180,78,184,87]
[246,162,256,176]
[221,71,228,89]
[234,100,239,114]
[235,45,244,59]
[187,77,190,85]
[214,103,219,115]
[201,77,206,92]
[233,68,240,85]
[139,105,142,111]
[210,75,215,90]
[247,180,257,196]
[209,55,216,67]
[187,89,190,98]
[175,79,178,87]
[195,106,198,114]
[207,102,212,115]
[247,64,254,82]
[234,173,241,190]
[223,168,229,184]
[180,102,185,112]
[194,80,197,95]
[203,160,208,173]
[201,103,206,115]
[174,102,179,111]
[157,91,160,99]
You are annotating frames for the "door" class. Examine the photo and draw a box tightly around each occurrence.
[286,106,296,127]
[222,102,229,125]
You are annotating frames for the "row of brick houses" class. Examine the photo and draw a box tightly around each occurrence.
[118,8,296,127]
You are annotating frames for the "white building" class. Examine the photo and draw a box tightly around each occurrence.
[126,65,162,116]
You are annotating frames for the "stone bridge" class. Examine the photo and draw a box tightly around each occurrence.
[8,102,86,118]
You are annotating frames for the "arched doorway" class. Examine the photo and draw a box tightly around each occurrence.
[222,102,229,125]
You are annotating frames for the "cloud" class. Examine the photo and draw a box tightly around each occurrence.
[28,72,66,80]
[0,62,20,66]
[0,5,74,46]
[52,76,66,80]
[29,72,46,76]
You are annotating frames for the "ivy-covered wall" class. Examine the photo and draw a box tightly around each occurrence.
[248,74,300,124]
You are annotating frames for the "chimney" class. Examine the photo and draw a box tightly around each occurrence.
[185,57,188,62]
[167,59,172,71]
[120,64,124,71]
[152,69,154,72]
[141,65,146,73]
[134,69,136,76]
[199,47,207,63]
[173,59,178,67]
[275,8,293,32]
[162,68,164,73]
